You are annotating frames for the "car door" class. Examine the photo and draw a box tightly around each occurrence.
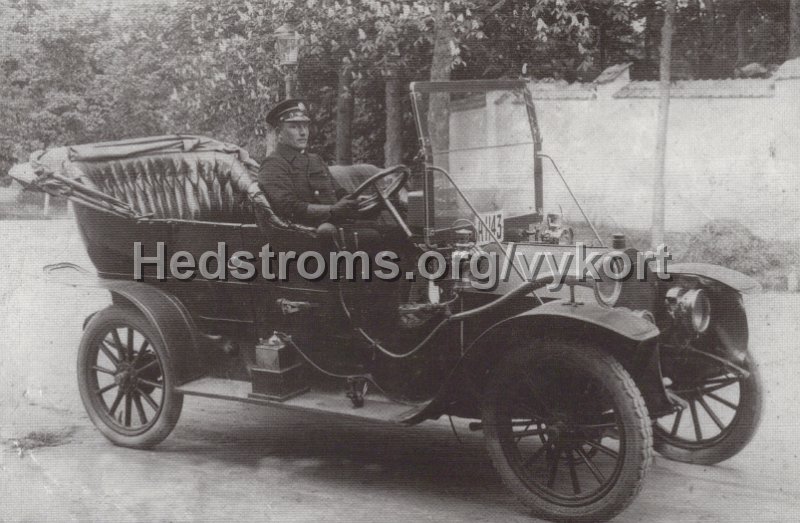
[169,221,256,325]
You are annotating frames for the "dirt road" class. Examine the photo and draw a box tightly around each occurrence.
[1,220,798,522]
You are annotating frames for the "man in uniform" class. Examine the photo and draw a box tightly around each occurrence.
[258,99,431,329]
[258,99,360,227]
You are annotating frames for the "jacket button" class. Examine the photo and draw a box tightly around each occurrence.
[314,190,320,196]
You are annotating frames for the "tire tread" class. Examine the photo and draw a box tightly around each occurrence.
[482,337,653,522]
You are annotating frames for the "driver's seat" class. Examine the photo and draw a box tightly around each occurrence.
[252,163,385,253]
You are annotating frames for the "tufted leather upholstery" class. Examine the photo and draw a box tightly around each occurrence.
[70,152,384,232]
[71,152,260,223]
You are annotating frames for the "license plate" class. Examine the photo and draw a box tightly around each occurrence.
[475,211,504,244]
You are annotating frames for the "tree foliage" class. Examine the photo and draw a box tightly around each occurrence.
[1,0,798,184]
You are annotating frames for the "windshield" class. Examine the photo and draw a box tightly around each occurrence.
[411,83,538,233]
[411,81,603,248]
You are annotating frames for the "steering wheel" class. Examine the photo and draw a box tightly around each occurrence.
[351,165,409,210]
[349,164,412,237]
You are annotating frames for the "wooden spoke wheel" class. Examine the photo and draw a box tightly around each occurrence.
[654,354,763,465]
[482,339,652,522]
[78,305,183,448]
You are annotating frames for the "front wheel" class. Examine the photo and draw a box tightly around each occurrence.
[482,339,653,522]
[77,305,183,448]
[654,353,763,465]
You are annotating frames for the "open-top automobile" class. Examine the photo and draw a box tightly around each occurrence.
[10,80,763,522]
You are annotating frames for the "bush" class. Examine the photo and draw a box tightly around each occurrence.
[577,219,798,291]
[681,219,792,277]
[574,222,691,257]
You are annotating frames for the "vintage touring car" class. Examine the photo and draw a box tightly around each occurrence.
[10,80,763,522]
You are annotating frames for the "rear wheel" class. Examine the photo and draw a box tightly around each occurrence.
[654,354,762,465]
[482,339,652,522]
[77,305,183,448]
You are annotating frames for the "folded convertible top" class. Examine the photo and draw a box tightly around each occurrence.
[8,135,262,221]
[27,134,258,172]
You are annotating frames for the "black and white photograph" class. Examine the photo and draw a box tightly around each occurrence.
[1,0,798,521]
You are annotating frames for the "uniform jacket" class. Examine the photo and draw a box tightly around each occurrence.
[258,143,347,226]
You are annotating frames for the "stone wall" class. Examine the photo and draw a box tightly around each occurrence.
[454,59,800,241]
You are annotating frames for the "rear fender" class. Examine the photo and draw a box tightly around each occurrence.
[46,264,204,384]
[102,281,204,384]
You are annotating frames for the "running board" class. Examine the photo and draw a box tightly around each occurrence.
[176,377,428,424]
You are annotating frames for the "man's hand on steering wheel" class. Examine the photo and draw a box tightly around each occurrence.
[330,194,360,220]
[348,165,413,237]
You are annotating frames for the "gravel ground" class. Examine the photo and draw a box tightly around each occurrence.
[1,219,799,522]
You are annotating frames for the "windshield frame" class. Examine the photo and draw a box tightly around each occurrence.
[409,80,543,242]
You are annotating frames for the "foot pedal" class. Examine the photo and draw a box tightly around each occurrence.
[249,333,309,402]
[346,377,368,408]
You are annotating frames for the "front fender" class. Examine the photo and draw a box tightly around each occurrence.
[508,300,661,341]
[668,263,761,294]
[404,300,663,424]
[665,263,755,357]
[457,300,659,388]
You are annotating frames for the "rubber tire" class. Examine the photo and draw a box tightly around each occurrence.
[77,305,183,449]
[654,354,763,465]
[482,338,653,522]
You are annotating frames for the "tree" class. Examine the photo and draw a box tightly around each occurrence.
[651,0,676,248]
[636,0,791,80]
[0,3,123,173]
[734,2,759,66]
[297,1,478,165]
[428,0,454,170]
[791,0,800,59]
[335,63,355,164]
[3,0,797,188]
[383,63,404,165]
